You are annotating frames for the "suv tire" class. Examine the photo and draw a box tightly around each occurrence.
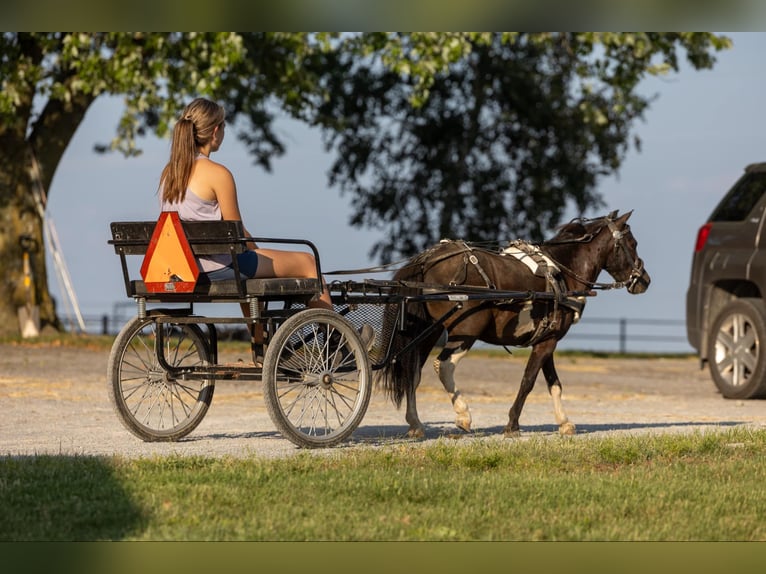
[707,298,766,399]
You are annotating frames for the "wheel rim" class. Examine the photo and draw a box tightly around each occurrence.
[272,320,368,441]
[117,322,210,436]
[714,312,759,388]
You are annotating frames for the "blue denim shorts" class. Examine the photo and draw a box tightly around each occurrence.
[205,251,259,281]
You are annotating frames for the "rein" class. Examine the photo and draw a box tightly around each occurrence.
[326,214,644,293]
[324,259,410,276]
[328,241,498,288]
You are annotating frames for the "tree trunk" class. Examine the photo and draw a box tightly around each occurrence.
[0,149,58,337]
[0,90,93,337]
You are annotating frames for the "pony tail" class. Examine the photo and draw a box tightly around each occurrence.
[378,260,432,408]
[160,117,196,204]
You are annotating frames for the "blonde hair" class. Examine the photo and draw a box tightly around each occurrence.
[160,98,226,203]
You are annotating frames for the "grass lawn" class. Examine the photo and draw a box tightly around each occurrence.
[3,427,766,541]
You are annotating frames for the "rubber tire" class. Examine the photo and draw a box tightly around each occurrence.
[107,316,214,441]
[262,308,372,448]
[707,298,766,399]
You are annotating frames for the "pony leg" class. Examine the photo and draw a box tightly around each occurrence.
[403,331,449,438]
[433,344,472,432]
[504,339,556,437]
[542,356,576,435]
[404,371,426,438]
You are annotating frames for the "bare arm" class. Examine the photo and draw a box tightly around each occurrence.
[210,163,257,249]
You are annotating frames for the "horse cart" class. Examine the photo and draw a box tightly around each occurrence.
[108,212,639,448]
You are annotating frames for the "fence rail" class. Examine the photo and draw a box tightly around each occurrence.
[560,317,689,353]
[75,305,691,355]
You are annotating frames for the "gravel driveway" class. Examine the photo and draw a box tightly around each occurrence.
[2,342,765,459]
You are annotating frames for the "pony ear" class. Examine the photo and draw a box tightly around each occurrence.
[608,210,633,224]
[616,210,634,225]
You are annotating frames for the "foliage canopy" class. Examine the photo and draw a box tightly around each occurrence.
[309,32,731,259]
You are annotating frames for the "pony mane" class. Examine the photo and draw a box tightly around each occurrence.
[547,213,614,244]
[551,221,588,242]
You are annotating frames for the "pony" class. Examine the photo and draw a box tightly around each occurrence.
[378,210,651,438]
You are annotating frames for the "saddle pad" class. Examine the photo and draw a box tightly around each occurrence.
[501,241,559,277]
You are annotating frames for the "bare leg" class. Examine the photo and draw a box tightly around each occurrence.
[254,248,332,308]
[542,356,576,435]
[505,338,556,437]
[433,343,472,432]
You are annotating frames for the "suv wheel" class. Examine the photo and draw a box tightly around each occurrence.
[707,298,766,399]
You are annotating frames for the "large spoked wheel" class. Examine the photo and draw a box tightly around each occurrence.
[107,315,214,441]
[262,309,372,448]
[707,298,766,399]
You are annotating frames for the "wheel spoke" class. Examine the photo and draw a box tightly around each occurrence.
[717,355,734,377]
[739,329,757,352]
[739,349,758,373]
[278,382,313,417]
[733,359,747,386]
[292,387,321,432]
[717,330,735,353]
[329,376,361,411]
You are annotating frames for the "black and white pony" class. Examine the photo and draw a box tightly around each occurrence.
[379,211,651,438]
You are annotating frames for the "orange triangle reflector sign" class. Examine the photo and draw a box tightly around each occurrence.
[140,211,199,293]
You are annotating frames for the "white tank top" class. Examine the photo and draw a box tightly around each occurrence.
[160,169,230,273]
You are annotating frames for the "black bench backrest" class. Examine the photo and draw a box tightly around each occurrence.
[110,220,247,256]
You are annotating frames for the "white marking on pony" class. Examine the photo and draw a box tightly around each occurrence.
[433,347,472,432]
[513,302,537,338]
[550,384,576,435]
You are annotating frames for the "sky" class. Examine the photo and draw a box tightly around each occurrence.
[42,32,766,353]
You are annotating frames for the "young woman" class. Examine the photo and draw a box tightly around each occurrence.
[158,97,333,309]
[158,98,379,362]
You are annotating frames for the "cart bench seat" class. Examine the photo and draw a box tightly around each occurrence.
[109,218,323,304]
[125,277,321,301]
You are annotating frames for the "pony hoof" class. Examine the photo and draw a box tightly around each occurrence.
[455,418,472,433]
[559,422,577,436]
[503,428,521,438]
[406,427,425,439]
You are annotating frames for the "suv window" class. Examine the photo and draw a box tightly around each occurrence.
[711,171,766,221]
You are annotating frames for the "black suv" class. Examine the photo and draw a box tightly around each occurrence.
[687,162,766,398]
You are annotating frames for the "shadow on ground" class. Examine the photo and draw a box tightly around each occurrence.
[0,455,143,541]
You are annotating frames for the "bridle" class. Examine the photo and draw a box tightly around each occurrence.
[544,215,645,292]
[604,219,646,292]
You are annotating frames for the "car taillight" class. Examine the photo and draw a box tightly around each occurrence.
[694,222,713,252]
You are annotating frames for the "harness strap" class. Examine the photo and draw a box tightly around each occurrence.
[432,239,497,290]
[466,252,496,290]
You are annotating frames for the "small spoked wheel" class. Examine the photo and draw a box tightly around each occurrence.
[107,316,214,441]
[262,309,372,448]
[707,298,766,399]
